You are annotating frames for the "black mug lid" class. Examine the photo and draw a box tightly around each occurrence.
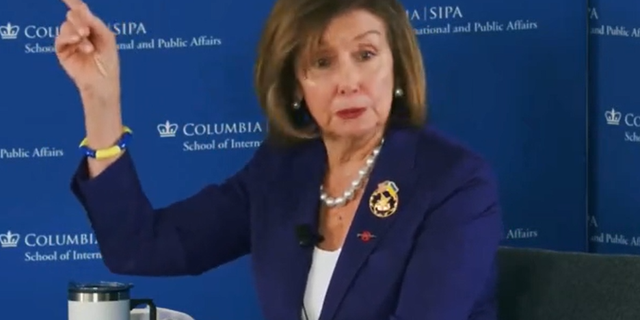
[68,281,133,293]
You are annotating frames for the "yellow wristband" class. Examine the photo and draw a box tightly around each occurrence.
[79,126,133,160]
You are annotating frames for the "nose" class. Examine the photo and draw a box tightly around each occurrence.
[338,84,358,95]
[336,60,360,95]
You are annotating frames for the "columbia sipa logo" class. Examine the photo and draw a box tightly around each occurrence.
[158,121,178,138]
[0,22,19,40]
[605,108,621,125]
[0,231,20,248]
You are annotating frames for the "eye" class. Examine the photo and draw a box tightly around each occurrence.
[358,50,376,61]
[314,57,330,68]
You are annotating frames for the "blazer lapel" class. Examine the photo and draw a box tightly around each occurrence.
[278,139,327,318]
[320,126,420,320]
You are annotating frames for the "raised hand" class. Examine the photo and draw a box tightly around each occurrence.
[55,0,125,172]
[54,0,120,97]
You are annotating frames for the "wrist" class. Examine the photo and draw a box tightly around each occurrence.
[83,112,124,150]
[79,88,120,110]
[85,124,123,146]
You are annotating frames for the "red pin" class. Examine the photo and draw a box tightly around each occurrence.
[357,231,375,242]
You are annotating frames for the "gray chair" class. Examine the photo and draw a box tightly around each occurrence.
[497,246,640,320]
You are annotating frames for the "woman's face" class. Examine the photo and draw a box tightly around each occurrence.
[297,9,395,140]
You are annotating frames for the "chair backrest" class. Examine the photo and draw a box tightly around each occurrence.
[497,246,640,320]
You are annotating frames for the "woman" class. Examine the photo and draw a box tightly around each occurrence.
[55,0,503,319]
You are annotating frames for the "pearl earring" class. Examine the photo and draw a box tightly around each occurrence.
[293,101,301,109]
[394,88,404,97]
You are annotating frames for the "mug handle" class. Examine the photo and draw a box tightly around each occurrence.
[130,298,157,320]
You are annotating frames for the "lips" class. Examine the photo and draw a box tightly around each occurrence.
[336,107,366,119]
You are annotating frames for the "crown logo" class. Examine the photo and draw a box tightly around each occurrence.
[157,121,178,138]
[0,231,20,248]
[605,108,621,125]
[0,23,20,40]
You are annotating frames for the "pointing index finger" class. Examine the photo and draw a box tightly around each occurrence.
[61,0,84,9]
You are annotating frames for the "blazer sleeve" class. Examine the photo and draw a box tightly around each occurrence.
[390,157,503,320]
[70,145,269,277]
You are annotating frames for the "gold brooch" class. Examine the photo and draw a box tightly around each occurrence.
[369,181,399,218]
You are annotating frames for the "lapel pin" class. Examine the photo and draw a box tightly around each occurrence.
[369,180,399,218]
[357,231,375,242]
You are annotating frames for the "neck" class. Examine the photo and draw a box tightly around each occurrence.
[323,129,384,172]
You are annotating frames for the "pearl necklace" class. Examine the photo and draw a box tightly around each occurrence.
[320,139,384,208]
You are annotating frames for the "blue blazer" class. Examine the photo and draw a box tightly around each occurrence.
[71,125,503,320]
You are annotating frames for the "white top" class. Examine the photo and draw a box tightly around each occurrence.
[302,247,342,320]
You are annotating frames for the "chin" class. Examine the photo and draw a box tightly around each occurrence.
[325,113,384,138]
[331,123,378,139]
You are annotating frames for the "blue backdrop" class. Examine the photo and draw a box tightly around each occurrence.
[0,0,588,319]
[588,1,640,253]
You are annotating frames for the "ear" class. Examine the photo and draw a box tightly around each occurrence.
[294,83,304,102]
[393,74,402,90]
